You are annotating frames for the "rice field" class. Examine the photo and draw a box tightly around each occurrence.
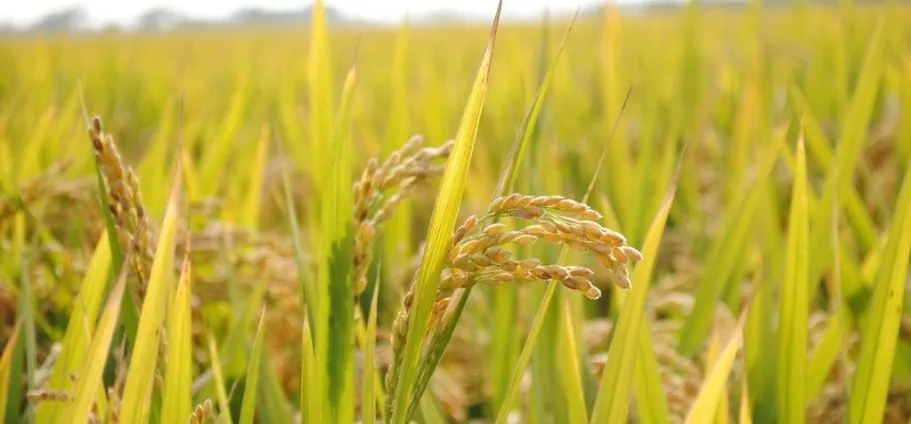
[1,1,910,423]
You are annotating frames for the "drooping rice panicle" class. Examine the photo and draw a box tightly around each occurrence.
[352,136,453,295]
[88,116,155,295]
[385,193,641,409]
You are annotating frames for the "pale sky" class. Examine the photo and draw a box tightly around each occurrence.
[0,0,606,27]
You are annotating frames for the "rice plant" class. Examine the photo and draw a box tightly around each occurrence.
[1,0,910,423]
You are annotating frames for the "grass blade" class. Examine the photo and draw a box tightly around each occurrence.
[119,158,182,424]
[206,334,233,424]
[35,233,111,423]
[634,324,671,424]
[318,60,357,424]
[239,123,270,230]
[361,274,380,424]
[0,322,20,420]
[307,0,334,194]
[161,250,194,423]
[63,253,128,424]
[556,298,589,424]
[678,131,784,355]
[848,158,911,423]
[777,135,810,423]
[239,309,266,424]
[684,321,744,423]
[300,316,321,424]
[391,3,501,422]
[590,176,678,424]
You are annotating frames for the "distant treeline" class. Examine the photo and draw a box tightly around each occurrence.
[0,0,904,35]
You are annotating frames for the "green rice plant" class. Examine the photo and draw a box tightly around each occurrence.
[4,2,911,424]
[388,4,502,422]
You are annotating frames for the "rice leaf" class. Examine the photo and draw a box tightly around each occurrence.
[256,355,294,424]
[239,309,266,424]
[119,158,182,424]
[806,311,847,399]
[684,322,744,423]
[34,232,111,424]
[361,274,380,424]
[16,216,37,418]
[807,20,885,283]
[634,324,671,424]
[848,157,911,423]
[679,132,783,355]
[307,0,334,194]
[416,13,578,419]
[239,123,270,230]
[391,4,501,422]
[318,60,357,424]
[206,333,233,424]
[63,252,128,424]
[589,176,678,424]
[382,18,414,275]
[198,77,247,198]
[0,322,20,420]
[300,316,322,424]
[161,251,194,423]
[777,135,809,423]
[556,298,589,424]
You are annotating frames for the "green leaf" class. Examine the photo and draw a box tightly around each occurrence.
[161,253,194,423]
[777,136,810,423]
[300,317,322,424]
[391,4,501,423]
[556,298,589,424]
[418,13,580,421]
[63,253,128,424]
[590,179,678,424]
[361,276,380,424]
[679,132,783,355]
[807,20,885,283]
[318,60,357,424]
[119,160,182,424]
[35,233,111,424]
[848,158,911,423]
[0,322,20,420]
[239,310,266,424]
[256,355,294,424]
[206,334,233,424]
[239,123,270,230]
[634,324,671,424]
[307,0,334,194]
[685,323,744,423]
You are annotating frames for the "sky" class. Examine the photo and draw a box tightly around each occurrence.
[0,0,606,27]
